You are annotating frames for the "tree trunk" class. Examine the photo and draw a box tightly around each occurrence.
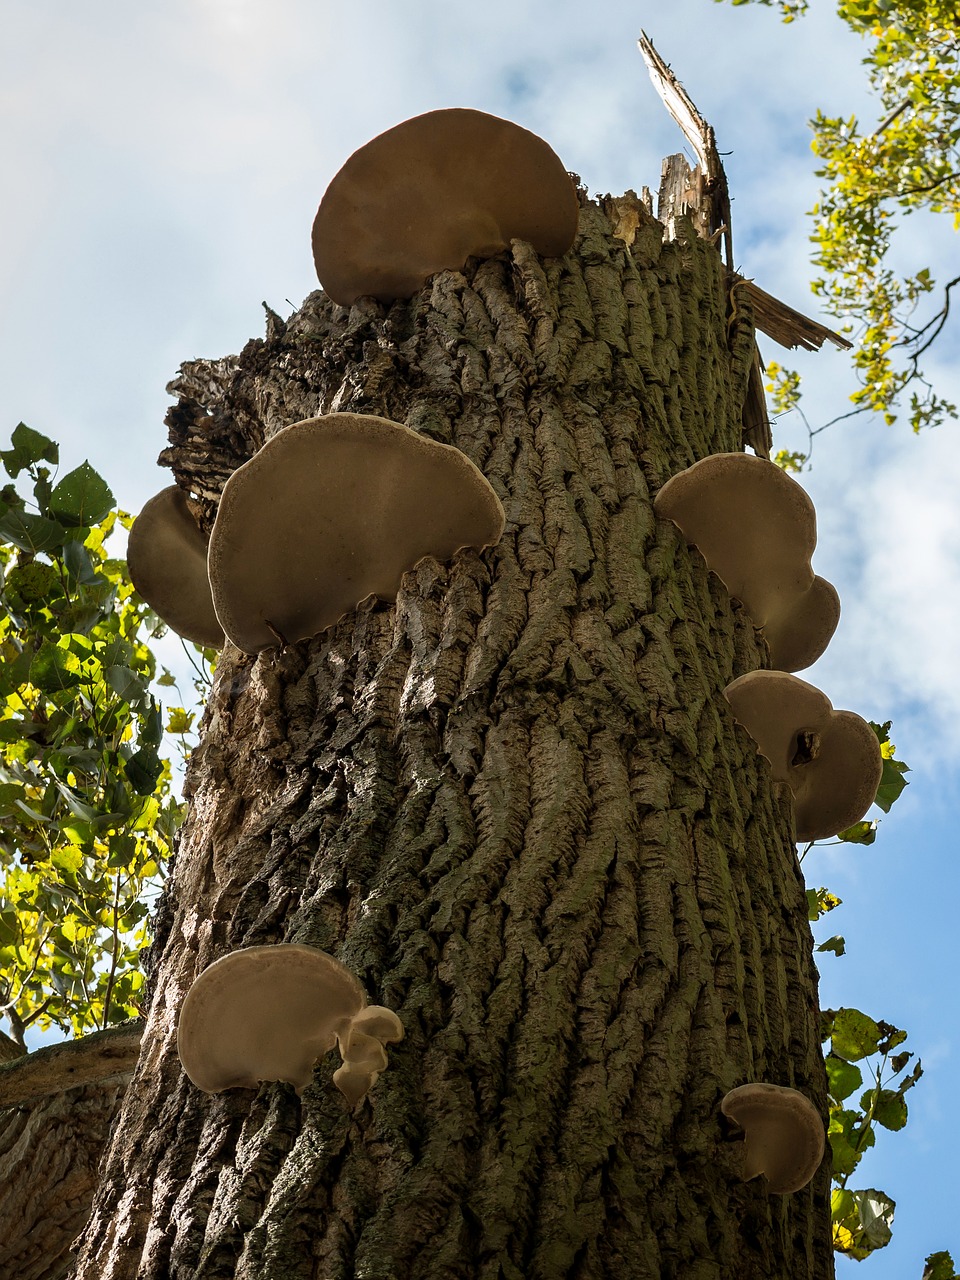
[72,192,835,1279]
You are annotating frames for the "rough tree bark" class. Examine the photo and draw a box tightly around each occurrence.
[71,191,835,1279]
[0,1024,140,1280]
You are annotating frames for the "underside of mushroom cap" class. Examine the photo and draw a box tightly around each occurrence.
[177,944,366,1095]
[127,487,224,649]
[654,453,839,671]
[721,1082,825,1194]
[207,413,506,654]
[312,108,580,306]
[723,670,883,842]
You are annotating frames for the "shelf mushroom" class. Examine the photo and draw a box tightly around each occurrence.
[720,1083,825,1193]
[654,453,840,672]
[207,412,506,654]
[723,670,882,842]
[127,486,224,649]
[176,944,403,1104]
[311,108,580,306]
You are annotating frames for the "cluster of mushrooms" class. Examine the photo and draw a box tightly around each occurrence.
[136,109,860,1189]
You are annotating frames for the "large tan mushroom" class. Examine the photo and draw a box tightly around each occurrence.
[724,670,882,842]
[654,453,840,672]
[127,486,224,649]
[176,944,403,1104]
[207,412,505,654]
[721,1083,825,1193]
[311,108,580,306]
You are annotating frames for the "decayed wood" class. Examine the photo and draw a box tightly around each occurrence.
[744,347,775,459]
[640,32,733,269]
[0,1022,142,1108]
[72,195,834,1280]
[734,277,853,352]
[0,1027,139,1280]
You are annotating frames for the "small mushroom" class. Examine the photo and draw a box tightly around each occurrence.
[721,1082,825,1193]
[654,453,840,672]
[207,412,505,654]
[311,108,580,306]
[176,943,403,1104]
[723,670,882,842]
[127,487,224,648]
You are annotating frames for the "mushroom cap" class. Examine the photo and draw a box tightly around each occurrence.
[724,670,883,842]
[312,108,580,306]
[127,486,224,649]
[207,413,505,654]
[654,453,840,671]
[721,1082,825,1194]
[177,944,365,1094]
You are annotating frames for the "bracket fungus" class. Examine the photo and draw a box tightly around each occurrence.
[724,670,882,842]
[176,944,403,1104]
[311,107,580,306]
[720,1083,825,1194]
[127,486,224,649]
[654,453,840,672]
[207,412,505,654]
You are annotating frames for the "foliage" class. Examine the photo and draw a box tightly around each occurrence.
[822,1007,921,1258]
[724,0,959,435]
[923,1252,960,1280]
[802,725,927,1263]
[0,424,185,1050]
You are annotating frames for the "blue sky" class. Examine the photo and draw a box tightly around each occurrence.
[2,1,958,1274]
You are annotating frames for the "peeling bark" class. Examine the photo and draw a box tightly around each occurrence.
[73,195,835,1279]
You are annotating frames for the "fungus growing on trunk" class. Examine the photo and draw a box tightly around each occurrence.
[207,412,505,654]
[176,944,403,1105]
[654,453,840,672]
[720,1082,825,1193]
[311,107,580,306]
[127,486,224,648]
[723,670,882,842]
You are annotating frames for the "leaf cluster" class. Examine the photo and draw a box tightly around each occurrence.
[723,0,958,437]
[0,424,181,1048]
[802,722,928,1262]
[822,1007,921,1259]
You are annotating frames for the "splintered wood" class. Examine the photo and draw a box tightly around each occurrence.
[638,31,852,458]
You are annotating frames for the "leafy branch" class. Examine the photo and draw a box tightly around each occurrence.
[0,423,191,1047]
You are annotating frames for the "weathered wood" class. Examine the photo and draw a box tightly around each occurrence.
[735,277,853,353]
[0,1026,138,1280]
[71,194,834,1280]
[0,1022,141,1108]
[640,32,733,269]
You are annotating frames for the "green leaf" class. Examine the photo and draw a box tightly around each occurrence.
[1,423,59,478]
[837,820,876,845]
[831,1008,881,1061]
[48,463,114,527]
[105,665,148,708]
[29,642,82,694]
[807,886,842,920]
[817,934,846,956]
[874,755,909,812]
[922,1251,958,1280]
[864,1087,908,1131]
[124,746,163,796]
[832,1188,895,1260]
[826,1054,862,1102]
[870,721,910,812]
[0,507,66,553]
[51,846,84,875]
[62,540,103,585]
